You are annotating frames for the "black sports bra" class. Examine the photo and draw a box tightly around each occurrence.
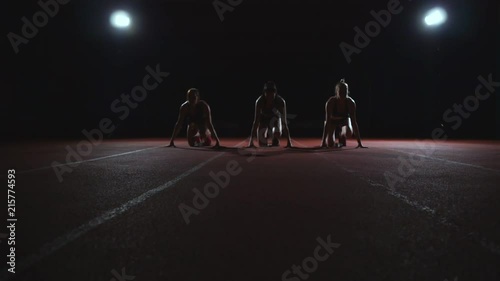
[259,95,283,119]
[186,103,205,124]
[332,98,350,118]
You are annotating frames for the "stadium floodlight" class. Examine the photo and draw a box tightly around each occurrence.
[424,7,447,27]
[110,10,131,29]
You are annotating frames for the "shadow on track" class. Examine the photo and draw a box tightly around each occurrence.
[163,145,240,152]
[164,145,360,158]
[164,145,288,157]
[287,146,358,154]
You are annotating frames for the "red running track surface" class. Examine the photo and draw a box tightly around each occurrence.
[1,138,499,281]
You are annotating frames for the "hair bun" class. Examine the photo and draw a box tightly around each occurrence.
[340,78,346,83]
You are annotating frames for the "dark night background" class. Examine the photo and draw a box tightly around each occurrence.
[2,0,499,140]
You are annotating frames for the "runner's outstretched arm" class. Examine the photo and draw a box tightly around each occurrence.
[205,104,221,147]
[168,105,187,147]
[248,100,260,148]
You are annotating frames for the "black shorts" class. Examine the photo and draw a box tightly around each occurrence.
[188,122,208,134]
[330,117,349,127]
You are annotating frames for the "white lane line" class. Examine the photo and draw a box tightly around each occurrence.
[295,140,500,257]
[17,145,166,174]
[314,150,439,218]
[4,141,246,278]
[382,148,500,174]
[292,141,437,216]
